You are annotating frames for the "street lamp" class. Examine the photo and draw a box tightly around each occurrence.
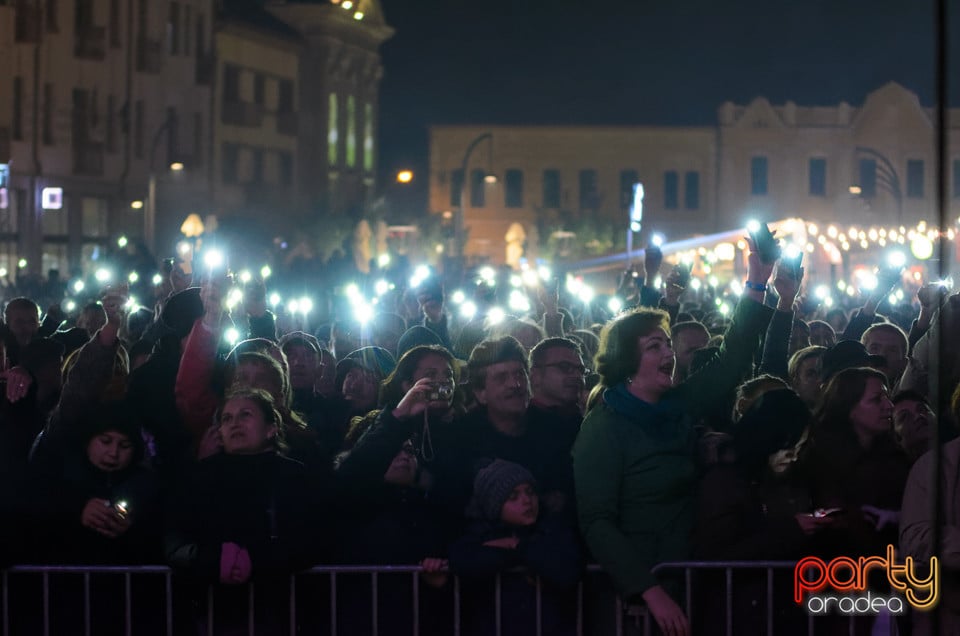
[454,132,495,262]
[852,146,903,224]
[146,112,180,256]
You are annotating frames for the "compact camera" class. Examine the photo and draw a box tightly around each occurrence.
[429,383,454,401]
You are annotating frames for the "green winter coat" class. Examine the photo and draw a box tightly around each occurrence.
[573,296,772,601]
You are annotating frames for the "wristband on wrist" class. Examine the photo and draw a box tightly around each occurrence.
[744,280,768,292]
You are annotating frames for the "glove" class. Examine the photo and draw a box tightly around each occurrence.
[220,542,252,584]
[861,505,900,531]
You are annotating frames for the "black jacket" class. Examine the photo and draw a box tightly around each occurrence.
[165,452,326,581]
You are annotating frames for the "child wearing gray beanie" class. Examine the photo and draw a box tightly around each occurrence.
[465,459,538,522]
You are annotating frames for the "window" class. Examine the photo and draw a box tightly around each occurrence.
[167,2,180,55]
[75,0,92,31]
[41,205,67,236]
[42,83,54,146]
[470,169,485,207]
[134,100,144,159]
[907,159,924,198]
[505,169,523,208]
[327,93,338,166]
[12,77,23,141]
[81,198,108,238]
[42,244,68,274]
[46,0,58,33]
[363,103,374,173]
[809,158,826,197]
[579,169,597,209]
[346,96,357,168]
[109,0,121,47]
[663,171,678,210]
[253,74,265,106]
[222,143,239,183]
[620,170,638,208]
[953,160,960,198]
[195,13,205,57]
[106,95,116,152]
[193,112,203,166]
[278,80,294,113]
[750,157,768,195]
[223,65,240,102]
[542,169,561,208]
[859,159,877,198]
[137,0,147,39]
[280,152,293,186]
[252,149,264,184]
[684,171,700,210]
[183,6,191,56]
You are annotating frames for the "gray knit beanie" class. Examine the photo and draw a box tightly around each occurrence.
[466,459,537,521]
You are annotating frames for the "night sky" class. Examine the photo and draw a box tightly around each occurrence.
[377,0,958,213]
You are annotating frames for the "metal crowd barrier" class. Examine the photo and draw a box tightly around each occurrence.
[1,562,905,635]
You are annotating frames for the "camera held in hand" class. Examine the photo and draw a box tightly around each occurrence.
[429,383,454,401]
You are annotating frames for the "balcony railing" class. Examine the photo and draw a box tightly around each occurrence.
[221,101,263,128]
[136,37,162,73]
[276,111,298,136]
[74,25,106,60]
[73,141,105,176]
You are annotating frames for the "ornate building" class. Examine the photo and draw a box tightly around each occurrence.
[430,83,960,265]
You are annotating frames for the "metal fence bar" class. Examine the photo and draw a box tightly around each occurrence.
[289,576,296,636]
[165,571,173,636]
[614,595,622,636]
[371,572,379,636]
[248,582,255,636]
[494,573,502,636]
[411,571,419,636]
[575,581,583,636]
[83,572,91,636]
[42,571,49,636]
[535,576,542,636]
[125,571,132,636]
[329,572,337,636]
[766,567,774,636]
[206,584,214,636]
[2,570,8,636]
[725,567,733,636]
[453,576,461,636]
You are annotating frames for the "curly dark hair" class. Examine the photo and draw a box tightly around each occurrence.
[595,308,671,388]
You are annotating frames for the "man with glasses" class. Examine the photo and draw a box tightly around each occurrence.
[529,338,587,448]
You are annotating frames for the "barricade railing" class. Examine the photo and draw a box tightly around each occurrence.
[2,564,617,636]
[1,562,906,635]
[651,561,903,636]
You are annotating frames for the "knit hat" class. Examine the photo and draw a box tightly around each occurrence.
[280,331,321,354]
[820,340,885,383]
[466,459,537,521]
[160,287,203,339]
[396,325,443,359]
[78,401,145,466]
[337,346,396,380]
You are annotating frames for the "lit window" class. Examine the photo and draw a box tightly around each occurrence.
[327,93,338,166]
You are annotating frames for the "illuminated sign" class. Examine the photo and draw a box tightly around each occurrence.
[42,187,63,210]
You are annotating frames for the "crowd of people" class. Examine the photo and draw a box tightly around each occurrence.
[0,237,959,636]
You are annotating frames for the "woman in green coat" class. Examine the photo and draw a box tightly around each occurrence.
[573,246,778,636]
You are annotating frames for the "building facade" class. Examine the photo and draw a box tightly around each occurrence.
[211,0,392,237]
[0,0,214,278]
[430,83,960,265]
[0,0,392,279]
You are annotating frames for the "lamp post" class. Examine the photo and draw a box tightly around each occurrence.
[853,146,903,225]
[454,132,494,263]
[145,112,180,256]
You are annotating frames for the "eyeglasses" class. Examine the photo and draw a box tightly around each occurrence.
[538,362,588,376]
